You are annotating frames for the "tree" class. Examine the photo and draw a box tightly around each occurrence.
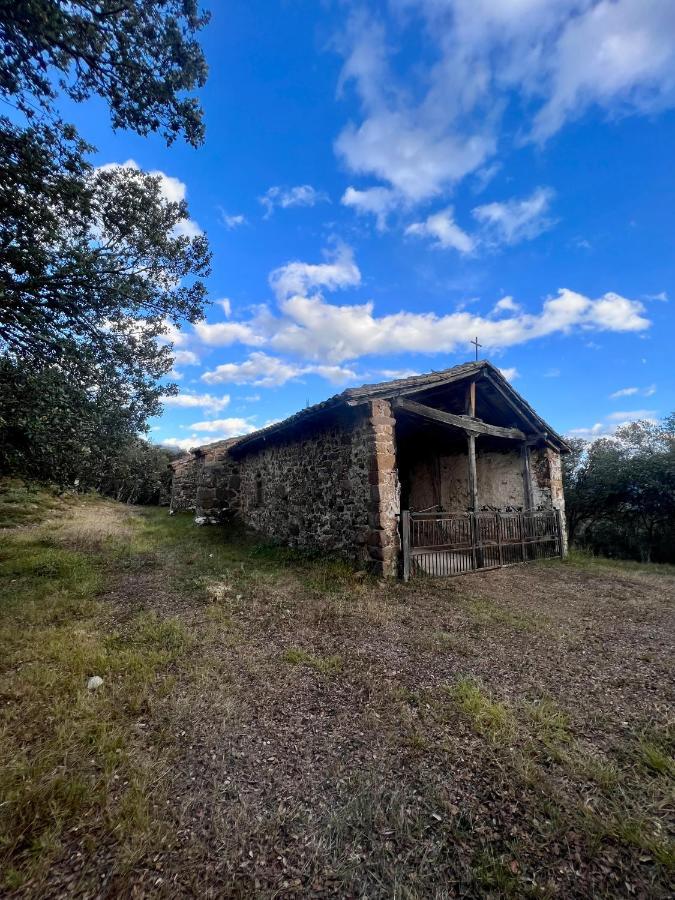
[0,1,212,489]
[563,416,675,563]
[1,1,209,145]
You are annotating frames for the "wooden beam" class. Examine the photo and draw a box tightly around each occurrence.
[483,372,542,430]
[393,397,526,441]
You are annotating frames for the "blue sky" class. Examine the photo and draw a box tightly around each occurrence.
[69,0,673,449]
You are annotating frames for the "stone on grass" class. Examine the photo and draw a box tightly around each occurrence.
[87,675,104,691]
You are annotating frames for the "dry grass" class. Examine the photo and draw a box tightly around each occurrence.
[1,487,674,897]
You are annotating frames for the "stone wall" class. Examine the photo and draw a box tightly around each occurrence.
[235,401,400,575]
[406,446,528,512]
[531,447,568,555]
[194,440,241,524]
[169,453,200,512]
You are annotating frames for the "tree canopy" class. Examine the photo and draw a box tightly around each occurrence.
[563,416,675,564]
[0,0,211,494]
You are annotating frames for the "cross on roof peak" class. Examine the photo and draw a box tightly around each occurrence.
[470,336,482,361]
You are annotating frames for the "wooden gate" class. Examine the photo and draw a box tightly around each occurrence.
[400,509,563,580]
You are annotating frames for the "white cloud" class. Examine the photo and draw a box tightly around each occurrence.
[644,384,657,397]
[569,406,659,440]
[161,437,202,451]
[219,209,247,229]
[194,320,266,347]
[191,246,651,367]
[97,159,202,237]
[217,298,232,317]
[405,207,475,253]
[606,409,657,421]
[531,0,675,142]
[163,392,231,413]
[260,185,329,217]
[202,352,358,388]
[493,296,521,314]
[644,291,668,302]
[499,367,519,382]
[158,320,189,347]
[473,188,555,245]
[341,186,402,230]
[333,1,675,206]
[172,349,200,366]
[187,417,257,435]
[269,241,361,301]
[610,386,639,398]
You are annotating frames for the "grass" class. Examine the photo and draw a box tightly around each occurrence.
[448,677,517,740]
[562,549,675,577]
[282,646,343,674]
[0,480,71,528]
[1,482,673,896]
[0,494,190,890]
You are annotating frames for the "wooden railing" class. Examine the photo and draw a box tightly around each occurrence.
[400,509,562,580]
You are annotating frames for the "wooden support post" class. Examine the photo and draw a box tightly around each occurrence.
[465,380,477,417]
[467,432,483,569]
[467,432,478,512]
[521,443,533,511]
[401,510,411,581]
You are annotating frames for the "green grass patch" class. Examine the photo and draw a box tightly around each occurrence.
[0,504,190,889]
[282,646,343,674]
[0,479,70,529]
[562,550,675,577]
[448,677,516,740]
[465,597,544,632]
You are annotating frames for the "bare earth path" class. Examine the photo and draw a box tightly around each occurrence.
[0,491,673,898]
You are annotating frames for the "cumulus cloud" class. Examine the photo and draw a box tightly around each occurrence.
[201,352,358,388]
[403,188,556,254]
[162,392,231,413]
[97,159,202,237]
[260,185,329,217]
[269,242,361,301]
[405,207,475,253]
[191,245,651,369]
[172,349,200,366]
[341,186,402,230]
[194,320,266,347]
[187,417,257,434]
[334,1,675,205]
[499,367,519,382]
[493,296,521,314]
[473,188,555,245]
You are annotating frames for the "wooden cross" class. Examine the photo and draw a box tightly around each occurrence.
[470,336,482,361]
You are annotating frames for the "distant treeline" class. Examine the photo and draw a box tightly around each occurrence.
[563,415,675,564]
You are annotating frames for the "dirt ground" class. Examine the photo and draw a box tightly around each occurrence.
[1,492,673,898]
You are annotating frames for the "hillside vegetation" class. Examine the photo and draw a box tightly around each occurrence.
[0,486,673,897]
